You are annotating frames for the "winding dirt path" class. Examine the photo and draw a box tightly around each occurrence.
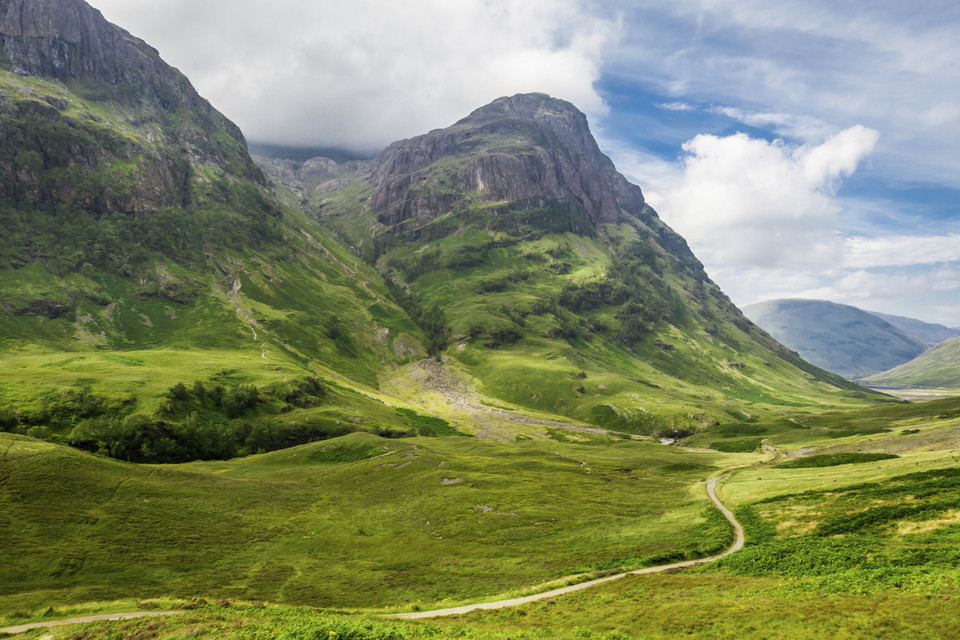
[387,473,744,620]
[0,611,183,635]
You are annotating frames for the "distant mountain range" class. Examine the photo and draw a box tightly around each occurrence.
[867,311,960,346]
[742,299,930,380]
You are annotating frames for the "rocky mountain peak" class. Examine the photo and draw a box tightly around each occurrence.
[2,0,150,96]
[455,92,598,158]
[369,92,645,233]
[0,0,264,215]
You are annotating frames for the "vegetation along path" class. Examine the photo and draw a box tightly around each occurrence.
[0,611,184,635]
[388,473,745,620]
[0,473,745,633]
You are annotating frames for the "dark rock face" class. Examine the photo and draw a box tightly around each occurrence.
[0,0,263,215]
[369,93,645,230]
[0,0,116,79]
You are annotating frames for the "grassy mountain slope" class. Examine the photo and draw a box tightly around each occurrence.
[742,299,929,379]
[272,95,882,434]
[863,336,960,389]
[0,0,435,456]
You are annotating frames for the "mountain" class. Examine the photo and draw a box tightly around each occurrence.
[264,94,880,433]
[868,311,960,346]
[0,0,885,464]
[742,299,929,379]
[0,0,436,461]
[862,336,960,389]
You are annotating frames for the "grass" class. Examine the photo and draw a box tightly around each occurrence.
[12,577,960,639]
[2,398,959,638]
[775,452,900,468]
[0,431,731,617]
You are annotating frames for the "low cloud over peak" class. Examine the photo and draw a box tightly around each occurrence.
[93,0,620,151]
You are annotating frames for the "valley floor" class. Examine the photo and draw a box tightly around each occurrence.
[2,396,959,639]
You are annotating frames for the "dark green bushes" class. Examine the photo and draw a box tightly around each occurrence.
[5,376,341,462]
[777,453,899,468]
[709,439,762,453]
[395,407,470,437]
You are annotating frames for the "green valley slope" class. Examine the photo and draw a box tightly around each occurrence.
[0,429,735,613]
[0,0,434,458]
[863,336,960,389]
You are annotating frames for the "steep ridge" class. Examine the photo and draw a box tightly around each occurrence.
[0,0,428,460]
[0,0,263,211]
[369,93,646,230]
[293,94,880,434]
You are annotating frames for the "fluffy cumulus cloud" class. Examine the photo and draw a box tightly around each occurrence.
[649,126,878,269]
[91,0,620,151]
[606,0,960,186]
[612,126,959,324]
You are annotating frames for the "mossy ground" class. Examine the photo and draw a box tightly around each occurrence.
[0,431,730,617]
[3,397,959,639]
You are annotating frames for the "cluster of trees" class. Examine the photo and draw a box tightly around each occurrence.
[385,280,449,355]
[0,377,338,463]
[160,379,267,419]
[65,413,354,463]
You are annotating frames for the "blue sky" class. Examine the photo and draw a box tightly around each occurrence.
[92,0,960,327]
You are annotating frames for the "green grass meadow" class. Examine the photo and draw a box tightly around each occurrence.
[0,430,731,618]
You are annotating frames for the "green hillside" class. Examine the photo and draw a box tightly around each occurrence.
[863,336,960,389]
[0,62,430,457]
[0,0,435,458]
[3,396,959,638]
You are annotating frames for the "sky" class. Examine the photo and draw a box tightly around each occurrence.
[91,0,960,327]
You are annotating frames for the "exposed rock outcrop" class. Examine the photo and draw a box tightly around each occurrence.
[369,93,644,231]
[0,0,264,215]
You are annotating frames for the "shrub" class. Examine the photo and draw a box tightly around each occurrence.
[777,453,899,469]
[709,438,762,453]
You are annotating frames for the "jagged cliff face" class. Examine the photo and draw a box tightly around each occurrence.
[370,93,645,234]
[0,0,262,215]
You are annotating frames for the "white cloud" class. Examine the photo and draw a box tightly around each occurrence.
[91,0,621,150]
[658,101,696,112]
[607,0,960,186]
[650,127,877,269]
[710,106,834,142]
[843,234,960,269]
[710,262,960,326]
[607,125,960,325]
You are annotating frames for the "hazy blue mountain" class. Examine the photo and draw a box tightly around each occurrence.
[742,299,929,379]
[868,311,960,346]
